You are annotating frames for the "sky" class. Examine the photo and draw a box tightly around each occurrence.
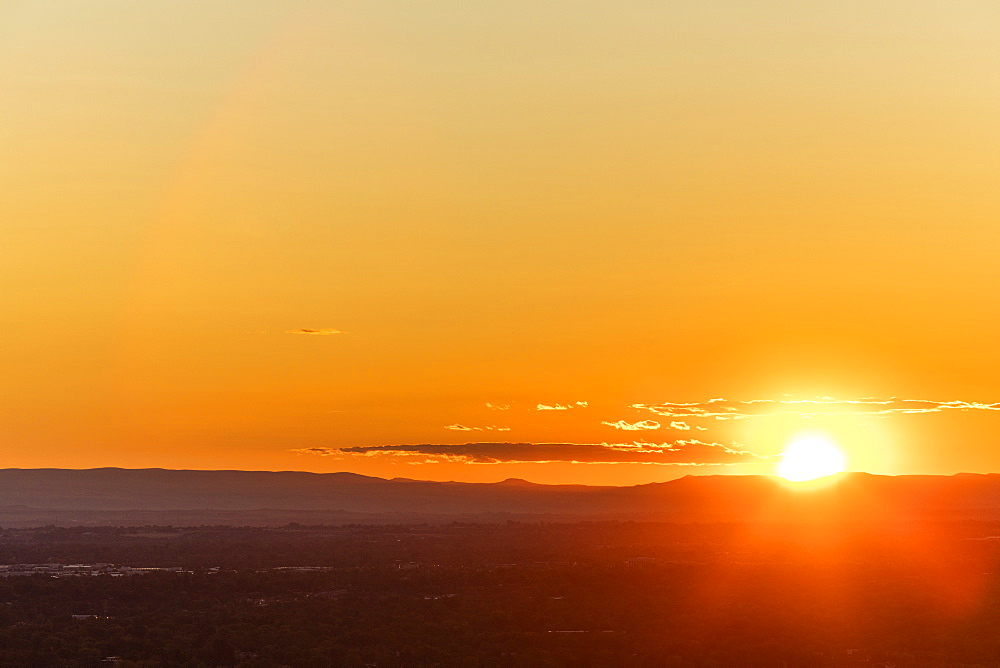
[3,1,1000,484]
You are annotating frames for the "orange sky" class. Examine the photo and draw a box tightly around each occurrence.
[3,1,1000,484]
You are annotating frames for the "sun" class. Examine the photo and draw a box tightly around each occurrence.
[776,433,847,481]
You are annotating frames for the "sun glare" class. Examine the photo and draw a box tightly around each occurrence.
[777,434,847,481]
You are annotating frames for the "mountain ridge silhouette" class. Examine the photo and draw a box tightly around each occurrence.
[1,468,999,526]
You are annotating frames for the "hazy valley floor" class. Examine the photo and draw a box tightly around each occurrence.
[1,521,1000,667]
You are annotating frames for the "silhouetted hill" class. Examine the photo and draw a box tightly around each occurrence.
[2,468,1000,526]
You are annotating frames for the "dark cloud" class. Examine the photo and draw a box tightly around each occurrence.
[293,440,764,465]
[286,328,342,335]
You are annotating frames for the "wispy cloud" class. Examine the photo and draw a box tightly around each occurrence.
[486,403,511,411]
[537,401,588,411]
[293,440,764,465]
[632,397,1000,420]
[286,328,343,336]
[670,421,691,431]
[444,424,511,432]
[601,420,661,431]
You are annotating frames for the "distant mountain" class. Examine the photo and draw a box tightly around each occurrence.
[1,468,1000,526]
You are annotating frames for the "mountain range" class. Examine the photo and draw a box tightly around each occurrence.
[2,468,1000,526]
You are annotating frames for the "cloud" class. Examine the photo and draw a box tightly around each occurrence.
[632,397,1000,420]
[444,424,511,432]
[537,401,588,411]
[601,420,661,431]
[286,328,343,336]
[293,440,764,465]
[669,421,691,430]
[486,403,511,411]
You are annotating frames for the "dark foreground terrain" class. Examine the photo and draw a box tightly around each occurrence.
[2,521,1000,667]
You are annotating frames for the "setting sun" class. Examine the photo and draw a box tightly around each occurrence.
[777,434,847,481]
